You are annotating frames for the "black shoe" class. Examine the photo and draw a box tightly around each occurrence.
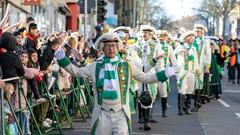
[185,109,191,115]
[233,80,235,84]
[238,80,240,84]
[161,97,168,117]
[207,97,210,103]
[149,119,158,123]
[178,94,184,115]
[191,107,198,112]
[162,111,168,117]
[178,110,184,115]
[185,94,191,115]
[144,122,151,131]
[138,118,144,123]
[197,103,202,108]
[201,97,206,104]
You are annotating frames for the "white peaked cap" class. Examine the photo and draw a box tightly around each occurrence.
[94,32,123,50]
[180,31,195,43]
[194,24,207,32]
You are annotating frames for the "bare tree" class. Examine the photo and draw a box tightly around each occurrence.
[136,0,171,29]
[195,0,238,38]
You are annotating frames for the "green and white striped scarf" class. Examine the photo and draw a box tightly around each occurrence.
[99,53,121,100]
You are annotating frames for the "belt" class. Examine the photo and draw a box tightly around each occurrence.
[101,107,114,112]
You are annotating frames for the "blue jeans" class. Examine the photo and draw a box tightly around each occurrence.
[23,111,31,135]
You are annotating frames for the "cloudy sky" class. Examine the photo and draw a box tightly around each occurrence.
[162,0,202,20]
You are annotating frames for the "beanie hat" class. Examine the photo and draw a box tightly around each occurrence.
[0,32,17,51]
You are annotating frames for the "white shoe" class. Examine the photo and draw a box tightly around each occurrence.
[45,118,52,124]
[43,121,51,128]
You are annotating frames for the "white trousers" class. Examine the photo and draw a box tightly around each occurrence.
[178,71,195,95]
[94,109,129,135]
[158,81,168,98]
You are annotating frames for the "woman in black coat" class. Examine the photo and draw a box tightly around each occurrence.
[0,32,25,87]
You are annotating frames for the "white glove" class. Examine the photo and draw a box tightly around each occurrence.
[165,66,175,77]
[54,48,65,60]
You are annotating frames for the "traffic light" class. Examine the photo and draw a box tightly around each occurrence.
[97,0,107,23]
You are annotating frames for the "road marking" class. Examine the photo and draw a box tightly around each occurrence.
[217,99,231,107]
[235,113,240,118]
[72,129,149,135]
[223,91,240,93]
[200,122,208,135]
[132,132,146,135]
[151,134,168,135]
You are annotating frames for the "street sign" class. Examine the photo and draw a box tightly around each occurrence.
[24,0,40,6]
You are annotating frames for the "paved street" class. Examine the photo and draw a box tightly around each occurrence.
[61,75,240,135]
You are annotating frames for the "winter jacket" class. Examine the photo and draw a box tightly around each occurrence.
[38,44,54,71]
[22,33,38,51]
[0,51,25,85]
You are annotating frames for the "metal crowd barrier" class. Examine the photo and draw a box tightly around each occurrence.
[0,76,94,135]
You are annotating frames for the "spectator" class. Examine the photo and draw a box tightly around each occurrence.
[3,83,18,135]
[217,38,227,68]
[26,16,35,25]
[0,32,25,88]
[92,25,103,43]
[29,49,44,84]
[38,33,60,71]
[22,23,39,51]
[23,50,46,102]
[18,51,35,135]
[13,30,24,54]
[228,38,238,84]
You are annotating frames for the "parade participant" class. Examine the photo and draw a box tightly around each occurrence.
[54,32,176,135]
[116,30,138,115]
[175,31,199,115]
[192,24,211,111]
[209,41,222,99]
[137,25,159,127]
[116,30,161,117]
[112,26,131,40]
[155,30,177,117]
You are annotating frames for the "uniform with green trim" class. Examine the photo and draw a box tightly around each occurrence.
[193,37,212,90]
[57,54,168,135]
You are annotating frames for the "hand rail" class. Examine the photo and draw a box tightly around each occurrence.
[2,76,21,82]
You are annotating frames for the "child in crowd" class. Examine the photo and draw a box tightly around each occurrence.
[3,83,18,135]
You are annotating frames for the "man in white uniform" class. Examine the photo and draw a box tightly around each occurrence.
[192,24,211,112]
[155,30,177,117]
[175,31,200,115]
[54,32,175,135]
